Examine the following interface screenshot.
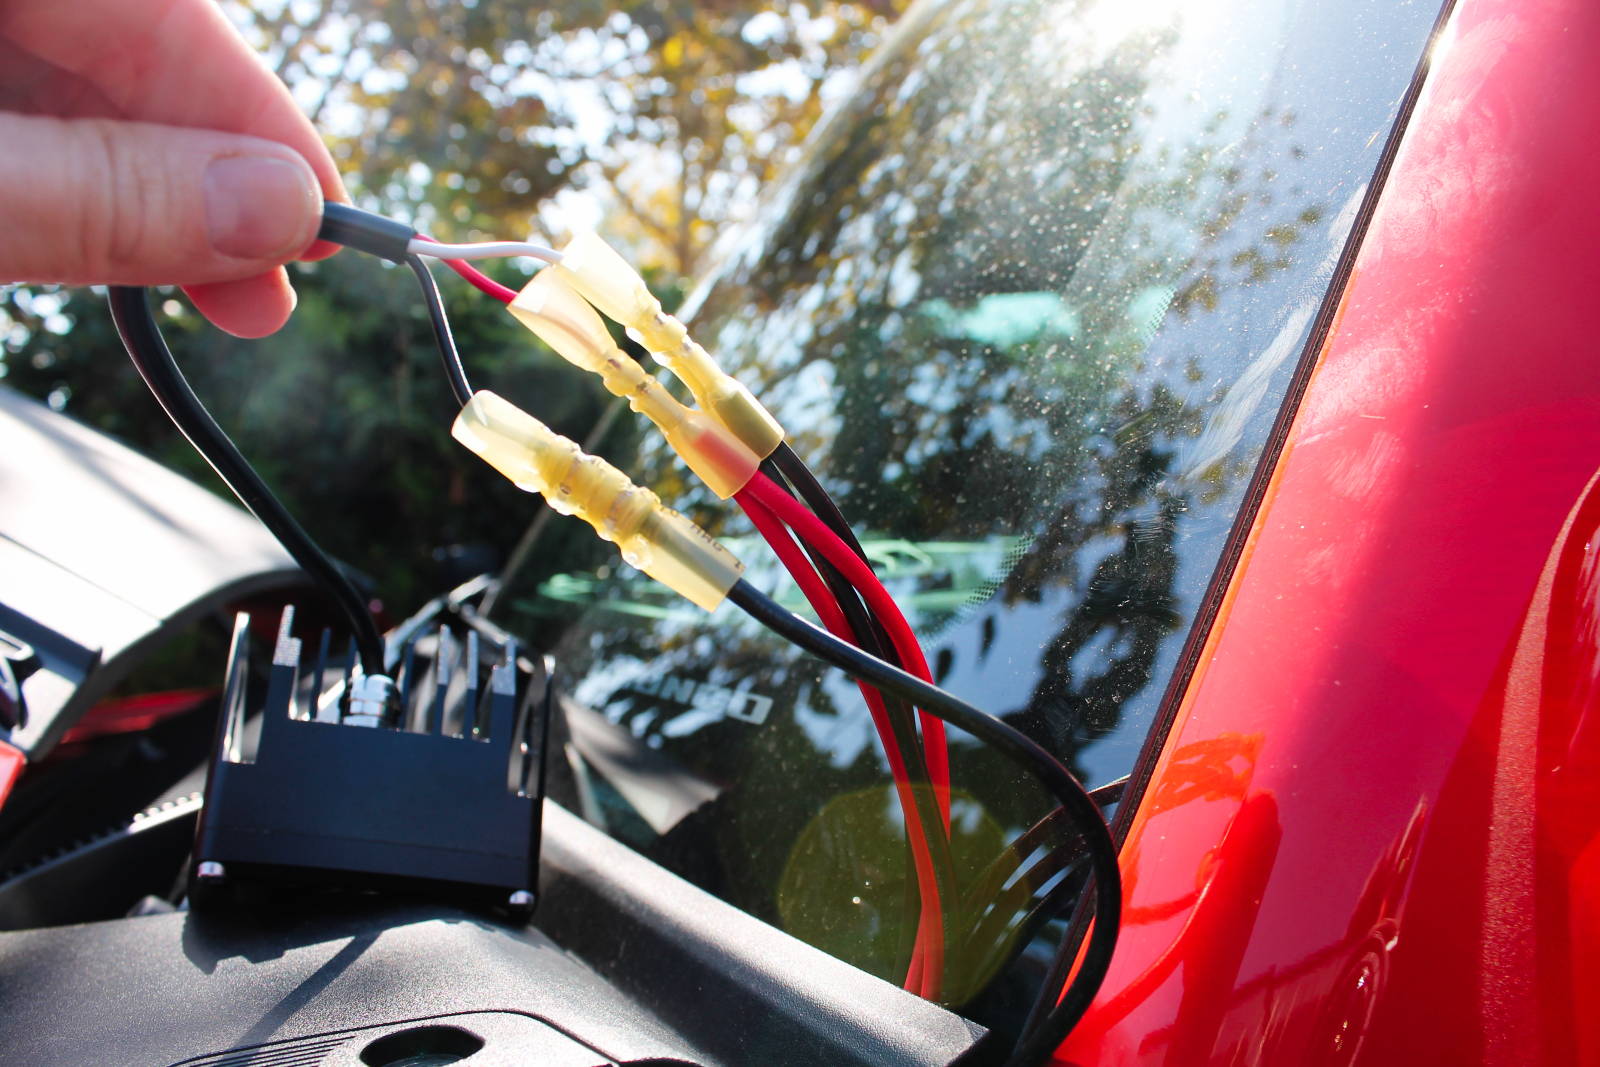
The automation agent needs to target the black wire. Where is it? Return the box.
[966,842,1087,962]
[727,579,1120,1064]
[774,440,1123,1045]
[107,287,387,676]
[757,457,956,982]
[769,442,873,560]
[968,866,1094,1016]
[962,849,1087,963]
[406,253,473,407]
[963,774,1128,922]
[950,781,1126,998]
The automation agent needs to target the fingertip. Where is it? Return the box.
[312,157,351,212]
[300,237,342,263]
[184,268,296,338]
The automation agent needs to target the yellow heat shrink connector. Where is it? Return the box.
[551,231,786,458]
[451,391,744,611]
[507,270,760,499]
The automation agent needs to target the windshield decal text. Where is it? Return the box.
[627,674,774,725]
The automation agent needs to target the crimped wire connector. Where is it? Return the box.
[508,270,760,498]
[552,232,785,458]
[345,671,397,728]
[451,391,744,611]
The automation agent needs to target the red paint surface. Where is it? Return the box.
[0,742,22,812]
[56,688,216,748]
[1057,0,1600,1062]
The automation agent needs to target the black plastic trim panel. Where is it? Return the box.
[535,801,988,1065]
[0,801,984,1066]
[0,904,701,1066]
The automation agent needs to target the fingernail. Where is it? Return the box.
[204,156,318,260]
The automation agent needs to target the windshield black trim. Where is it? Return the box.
[1110,0,1464,850]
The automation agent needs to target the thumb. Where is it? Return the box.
[0,112,324,287]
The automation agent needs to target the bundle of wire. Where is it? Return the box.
[107,202,1122,1067]
[429,237,959,998]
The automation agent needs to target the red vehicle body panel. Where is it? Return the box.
[1058,0,1600,1062]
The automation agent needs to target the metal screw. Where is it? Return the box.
[196,861,226,881]
[508,890,534,908]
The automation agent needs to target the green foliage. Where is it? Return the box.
[226,0,906,272]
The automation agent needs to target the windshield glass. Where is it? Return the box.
[508,0,1443,1007]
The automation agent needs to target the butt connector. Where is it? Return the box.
[552,232,785,458]
[508,270,760,499]
[452,391,744,611]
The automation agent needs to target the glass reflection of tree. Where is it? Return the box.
[556,0,1331,991]
[1006,390,1193,764]
[690,0,1324,785]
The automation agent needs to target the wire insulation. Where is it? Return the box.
[756,451,955,993]
[107,287,387,675]
[412,234,520,303]
[759,457,910,683]
[740,473,951,822]
[750,458,954,993]
[738,493,949,996]
[766,444,952,821]
[318,202,416,262]
[444,259,518,303]
[406,254,474,408]
[407,237,561,264]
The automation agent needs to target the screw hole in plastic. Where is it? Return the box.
[359,1024,485,1066]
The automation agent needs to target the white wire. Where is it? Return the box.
[406,238,562,264]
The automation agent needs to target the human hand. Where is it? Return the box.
[0,0,346,338]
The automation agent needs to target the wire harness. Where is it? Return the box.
[297,201,1123,1062]
[438,232,967,999]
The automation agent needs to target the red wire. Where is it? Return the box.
[442,257,518,304]
[0,740,23,815]
[738,494,946,998]
[412,234,520,304]
[739,473,953,827]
